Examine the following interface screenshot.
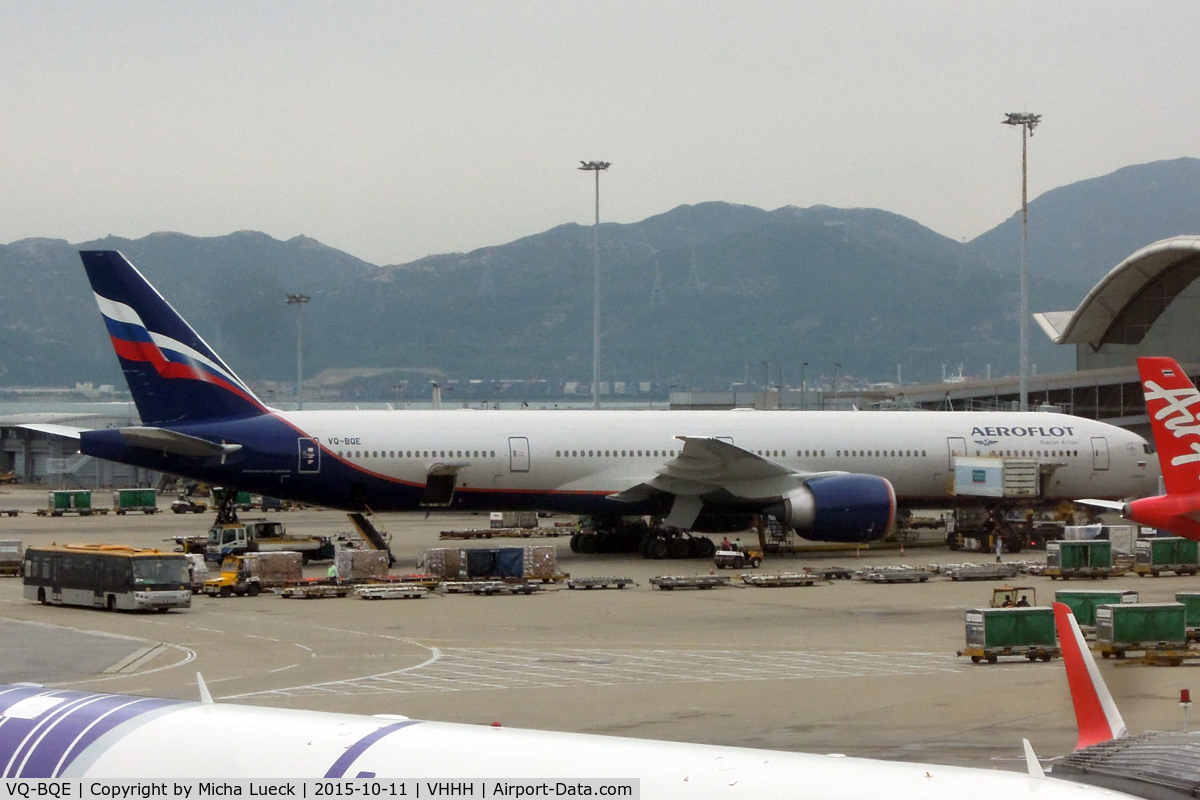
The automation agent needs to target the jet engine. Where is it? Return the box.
[765,474,896,543]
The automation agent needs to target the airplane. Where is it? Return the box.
[0,660,1131,798]
[1080,356,1200,540]
[59,250,1155,551]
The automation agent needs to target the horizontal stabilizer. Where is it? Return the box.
[1075,498,1127,511]
[118,427,243,458]
[16,423,85,440]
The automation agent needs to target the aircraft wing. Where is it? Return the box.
[608,435,845,528]
[117,427,243,458]
[1075,498,1126,511]
[16,423,86,439]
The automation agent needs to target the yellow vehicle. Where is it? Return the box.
[990,585,1037,608]
[714,547,763,569]
[202,556,263,598]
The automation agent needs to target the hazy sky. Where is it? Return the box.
[2,2,1197,265]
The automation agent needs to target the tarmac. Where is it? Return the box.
[1,485,1197,772]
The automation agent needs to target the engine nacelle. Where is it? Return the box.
[766,474,896,543]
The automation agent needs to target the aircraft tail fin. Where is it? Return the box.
[1138,356,1200,496]
[1053,602,1127,750]
[79,251,268,426]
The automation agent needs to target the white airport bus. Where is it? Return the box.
[23,543,191,611]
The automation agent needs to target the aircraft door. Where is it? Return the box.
[1092,437,1110,471]
[298,438,321,473]
[509,437,530,472]
[946,437,967,469]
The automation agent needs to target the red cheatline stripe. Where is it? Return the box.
[111,336,264,411]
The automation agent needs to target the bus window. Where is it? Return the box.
[133,558,190,587]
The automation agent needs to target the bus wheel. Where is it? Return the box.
[106,595,116,611]
[37,588,47,605]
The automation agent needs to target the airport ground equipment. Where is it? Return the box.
[566,576,635,590]
[23,543,190,611]
[649,575,729,590]
[714,547,762,569]
[741,571,825,587]
[184,554,208,592]
[113,488,158,514]
[0,470,18,484]
[279,583,350,599]
[1133,536,1200,576]
[490,511,539,529]
[346,511,396,565]
[959,607,1059,664]
[203,552,303,597]
[0,539,21,576]
[1096,602,1187,659]
[336,548,389,581]
[205,518,336,563]
[946,563,1021,581]
[355,584,429,600]
[170,496,208,514]
[1046,540,1114,579]
[418,545,561,581]
[990,586,1038,608]
[859,566,931,583]
[1176,593,1200,641]
[439,580,534,595]
[442,527,567,540]
[0,509,17,517]
[1054,590,1139,630]
[819,566,854,580]
[37,490,103,517]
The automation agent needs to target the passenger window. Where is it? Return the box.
[337,451,343,457]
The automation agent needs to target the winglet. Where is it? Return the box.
[1022,739,1044,779]
[197,672,214,704]
[1053,602,1127,750]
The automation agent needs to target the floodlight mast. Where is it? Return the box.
[1002,112,1041,412]
[285,293,311,410]
[579,160,611,410]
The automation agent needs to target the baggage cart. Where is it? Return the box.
[649,575,730,590]
[1176,592,1200,641]
[1045,540,1113,579]
[860,567,930,583]
[1134,537,1200,577]
[1054,589,1139,630]
[1096,602,1187,659]
[566,577,635,590]
[0,539,21,576]
[113,488,159,515]
[741,572,825,587]
[945,563,1020,581]
[355,585,429,600]
[958,607,1059,664]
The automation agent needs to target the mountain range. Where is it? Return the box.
[2,157,1199,393]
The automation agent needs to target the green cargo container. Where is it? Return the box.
[1054,590,1139,627]
[1136,537,1200,574]
[212,488,252,507]
[1096,602,1186,650]
[965,607,1056,649]
[1175,592,1200,628]
[1047,540,1112,570]
[114,489,158,513]
[48,490,91,511]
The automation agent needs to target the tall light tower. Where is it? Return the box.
[286,293,311,410]
[579,160,611,410]
[1002,112,1042,412]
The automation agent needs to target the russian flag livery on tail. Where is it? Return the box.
[81,251,267,425]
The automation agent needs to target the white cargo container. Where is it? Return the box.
[953,457,1039,498]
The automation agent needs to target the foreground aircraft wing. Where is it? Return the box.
[1074,498,1127,511]
[16,423,86,439]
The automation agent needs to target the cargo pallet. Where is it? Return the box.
[1098,644,1191,664]
[649,575,730,590]
[278,585,350,599]
[945,564,1020,581]
[566,577,635,590]
[861,568,930,583]
[355,585,429,600]
[35,508,108,517]
[741,572,825,588]
[1134,565,1200,577]
[958,645,1059,664]
[440,580,542,595]
[819,567,854,580]
[439,529,564,540]
[0,510,18,517]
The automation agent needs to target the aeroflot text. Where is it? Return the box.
[970,426,1075,438]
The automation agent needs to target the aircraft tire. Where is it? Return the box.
[668,538,690,559]
[579,535,598,555]
[650,538,670,559]
[569,534,581,553]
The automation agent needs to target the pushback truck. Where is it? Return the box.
[1134,537,1200,577]
[205,519,335,563]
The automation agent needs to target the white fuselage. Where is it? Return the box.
[282,408,1155,506]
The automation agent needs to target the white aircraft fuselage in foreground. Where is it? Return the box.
[72,251,1155,544]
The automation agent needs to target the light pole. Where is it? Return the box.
[1003,112,1042,412]
[801,362,808,410]
[832,363,842,407]
[285,294,311,410]
[579,160,611,410]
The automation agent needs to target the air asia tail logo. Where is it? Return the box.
[1144,379,1200,467]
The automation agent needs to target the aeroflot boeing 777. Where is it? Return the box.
[69,251,1154,545]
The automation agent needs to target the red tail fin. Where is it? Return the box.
[1139,356,1200,496]
[1053,602,1127,750]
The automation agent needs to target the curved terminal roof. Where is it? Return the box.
[1034,235,1200,347]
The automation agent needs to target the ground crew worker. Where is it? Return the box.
[327,562,339,583]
